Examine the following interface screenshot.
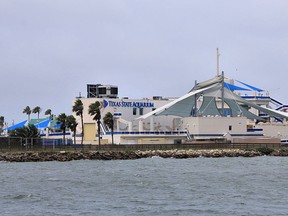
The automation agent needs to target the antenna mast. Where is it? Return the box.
[216,48,220,76]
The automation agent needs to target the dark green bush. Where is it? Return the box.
[256,147,274,155]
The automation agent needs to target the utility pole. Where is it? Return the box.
[216,48,220,76]
[221,71,225,116]
[194,80,197,116]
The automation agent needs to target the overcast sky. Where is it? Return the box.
[1,0,288,124]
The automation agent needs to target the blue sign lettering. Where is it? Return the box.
[103,99,154,108]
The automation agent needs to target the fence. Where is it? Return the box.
[82,142,281,151]
[0,137,73,151]
[0,136,282,152]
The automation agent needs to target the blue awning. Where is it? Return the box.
[236,80,264,92]
[224,82,250,91]
[3,120,27,131]
[34,119,50,129]
[52,123,62,129]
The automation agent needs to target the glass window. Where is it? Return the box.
[111,87,118,94]
[133,107,137,115]
[139,108,144,115]
[98,87,106,94]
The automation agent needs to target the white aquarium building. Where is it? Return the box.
[73,76,288,145]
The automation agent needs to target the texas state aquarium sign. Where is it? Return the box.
[104,99,154,108]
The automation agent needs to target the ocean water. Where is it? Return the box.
[1,156,288,216]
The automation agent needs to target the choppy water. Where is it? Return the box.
[1,156,288,216]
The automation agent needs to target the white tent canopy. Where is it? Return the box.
[138,75,288,121]
[138,84,218,119]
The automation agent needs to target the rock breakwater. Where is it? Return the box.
[1,148,287,162]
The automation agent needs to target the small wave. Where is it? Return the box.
[4,194,32,200]
[0,161,8,163]
[151,156,162,159]
[46,178,60,182]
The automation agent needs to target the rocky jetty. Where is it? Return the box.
[1,148,287,162]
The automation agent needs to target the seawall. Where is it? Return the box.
[1,149,288,162]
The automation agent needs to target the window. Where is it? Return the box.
[139,108,144,115]
[229,125,232,131]
[98,87,106,94]
[133,107,137,115]
[111,87,118,94]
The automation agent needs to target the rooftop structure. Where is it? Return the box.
[87,84,118,98]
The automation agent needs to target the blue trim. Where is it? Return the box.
[104,131,263,137]
[194,133,263,137]
[241,96,270,100]
[113,113,122,116]
[194,134,224,137]
[49,132,71,136]
[271,98,283,106]
[275,118,283,123]
[276,105,288,110]
[40,132,71,137]
[105,131,188,135]
[247,128,263,132]
[236,80,264,92]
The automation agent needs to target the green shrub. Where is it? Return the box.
[256,147,274,155]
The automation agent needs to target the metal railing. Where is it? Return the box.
[0,136,281,152]
[0,137,72,151]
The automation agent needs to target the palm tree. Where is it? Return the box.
[66,115,78,144]
[72,99,84,144]
[44,109,52,119]
[88,101,101,146]
[32,106,41,124]
[23,106,31,122]
[0,116,4,134]
[57,113,67,145]
[8,124,40,148]
[103,112,114,144]
[9,124,40,138]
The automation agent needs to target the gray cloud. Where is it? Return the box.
[1,0,288,123]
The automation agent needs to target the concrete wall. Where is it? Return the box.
[180,116,247,135]
[257,124,288,140]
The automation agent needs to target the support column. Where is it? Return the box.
[116,119,120,131]
[128,122,132,132]
[150,117,154,131]
[139,119,143,132]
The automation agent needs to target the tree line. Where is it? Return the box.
[5,99,115,145]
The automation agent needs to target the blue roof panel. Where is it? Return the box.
[34,119,50,129]
[236,80,264,92]
[3,120,27,131]
[224,82,250,91]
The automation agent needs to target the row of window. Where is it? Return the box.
[132,108,156,116]
[133,107,143,115]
